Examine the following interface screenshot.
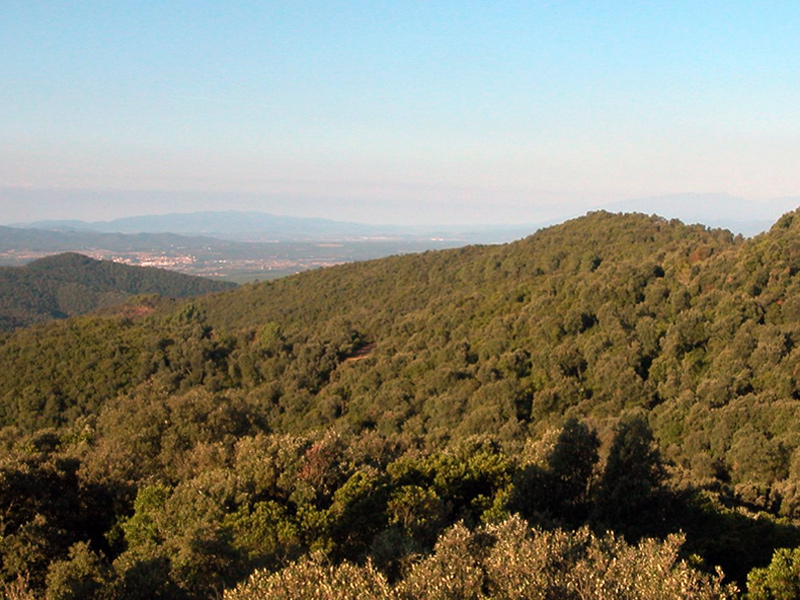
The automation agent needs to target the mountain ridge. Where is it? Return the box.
[7,187,799,237]
[11,210,536,243]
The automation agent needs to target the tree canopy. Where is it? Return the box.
[4,210,800,597]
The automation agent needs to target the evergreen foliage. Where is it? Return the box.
[0,253,235,331]
[747,547,800,599]
[5,210,800,596]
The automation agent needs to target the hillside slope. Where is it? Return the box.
[0,252,236,330]
[5,210,800,597]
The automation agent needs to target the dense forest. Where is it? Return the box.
[0,253,236,331]
[6,210,800,598]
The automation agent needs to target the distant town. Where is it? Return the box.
[0,212,522,282]
[0,248,347,282]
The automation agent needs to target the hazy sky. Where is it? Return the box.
[2,1,800,225]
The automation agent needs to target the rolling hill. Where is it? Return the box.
[4,210,800,597]
[0,252,236,330]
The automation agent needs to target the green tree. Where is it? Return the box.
[44,542,111,600]
[747,546,800,600]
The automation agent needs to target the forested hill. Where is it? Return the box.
[0,252,236,330]
[7,210,800,598]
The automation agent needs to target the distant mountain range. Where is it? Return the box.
[0,224,234,254]
[0,252,236,331]
[10,194,800,241]
[15,211,398,241]
[4,195,799,282]
[11,211,535,244]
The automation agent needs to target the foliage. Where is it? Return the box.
[4,210,800,596]
[0,252,235,331]
[746,547,800,599]
[225,516,738,599]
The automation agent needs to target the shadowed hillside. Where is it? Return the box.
[0,252,236,330]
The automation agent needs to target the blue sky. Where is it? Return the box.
[2,1,800,225]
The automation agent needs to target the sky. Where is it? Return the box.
[2,1,800,225]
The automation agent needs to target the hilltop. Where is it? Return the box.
[0,252,236,330]
[4,210,800,597]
